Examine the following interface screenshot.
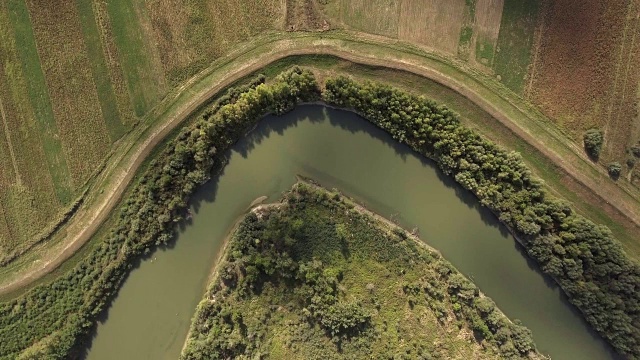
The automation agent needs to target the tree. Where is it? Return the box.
[608,162,622,180]
[583,129,603,160]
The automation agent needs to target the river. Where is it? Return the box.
[85,105,618,359]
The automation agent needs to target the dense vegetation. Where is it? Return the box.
[0,68,320,359]
[182,183,542,360]
[322,76,640,358]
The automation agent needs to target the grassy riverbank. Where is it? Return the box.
[182,181,544,360]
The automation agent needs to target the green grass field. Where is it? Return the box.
[492,0,539,93]
[105,0,166,116]
[75,0,128,142]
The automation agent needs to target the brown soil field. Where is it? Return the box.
[26,0,110,186]
[398,0,466,55]
[530,0,640,166]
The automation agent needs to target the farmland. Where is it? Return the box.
[144,0,285,85]
[0,0,542,268]
[0,0,286,263]
[529,0,640,175]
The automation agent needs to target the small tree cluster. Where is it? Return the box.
[583,129,604,160]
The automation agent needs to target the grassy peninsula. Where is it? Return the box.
[182,182,543,360]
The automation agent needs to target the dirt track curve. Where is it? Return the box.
[1,36,639,296]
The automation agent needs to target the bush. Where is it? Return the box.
[0,68,321,359]
[626,157,635,168]
[608,162,622,180]
[319,302,371,337]
[583,129,604,159]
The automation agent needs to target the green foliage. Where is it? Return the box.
[322,76,640,358]
[0,68,320,359]
[608,162,622,180]
[182,184,540,359]
[583,128,604,160]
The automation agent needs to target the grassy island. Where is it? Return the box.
[181,181,543,360]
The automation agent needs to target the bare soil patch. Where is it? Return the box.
[474,0,504,41]
[285,0,331,31]
[398,0,466,55]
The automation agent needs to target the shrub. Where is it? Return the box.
[608,162,622,180]
[626,157,635,168]
[583,129,604,159]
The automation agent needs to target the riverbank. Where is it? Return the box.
[181,181,546,359]
[3,31,639,297]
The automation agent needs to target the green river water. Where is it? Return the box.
[84,105,618,359]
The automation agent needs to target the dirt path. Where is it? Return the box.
[1,34,639,296]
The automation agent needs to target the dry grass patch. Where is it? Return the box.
[398,0,466,55]
[145,0,285,85]
[26,0,110,186]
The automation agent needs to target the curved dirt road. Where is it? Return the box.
[1,34,639,296]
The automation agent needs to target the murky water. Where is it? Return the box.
[85,105,617,360]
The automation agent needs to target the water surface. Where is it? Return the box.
[86,105,617,359]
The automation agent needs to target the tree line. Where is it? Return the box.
[322,76,640,358]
